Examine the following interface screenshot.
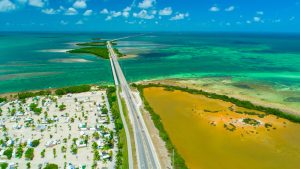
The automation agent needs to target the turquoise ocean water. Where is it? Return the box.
[0,32,300,94]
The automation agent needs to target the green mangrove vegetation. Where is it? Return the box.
[0,85,98,103]
[0,97,7,103]
[68,40,122,59]
[76,42,107,46]
[235,110,266,118]
[114,48,126,57]
[224,123,237,131]
[18,90,51,100]
[243,118,260,126]
[55,85,91,95]
[68,47,110,59]
[76,41,117,46]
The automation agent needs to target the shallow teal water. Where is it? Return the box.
[0,32,300,93]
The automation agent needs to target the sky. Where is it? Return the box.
[0,0,300,32]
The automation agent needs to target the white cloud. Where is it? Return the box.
[105,16,112,21]
[123,11,130,17]
[159,7,172,16]
[122,6,131,18]
[253,16,261,22]
[225,6,235,12]
[0,0,16,12]
[151,10,157,15]
[60,20,68,25]
[76,20,84,25]
[209,6,219,12]
[104,9,126,20]
[65,7,78,15]
[273,19,281,23]
[83,9,92,16]
[59,6,64,10]
[133,9,155,19]
[29,0,46,8]
[289,16,295,21]
[42,8,59,15]
[100,8,109,14]
[123,6,131,12]
[111,11,121,17]
[17,0,28,4]
[73,0,87,9]
[170,12,189,21]
[138,0,156,9]
[256,11,264,15]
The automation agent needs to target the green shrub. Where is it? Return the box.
[243,118,260,126]
[59,104,66,111]
[44,164,58,169]
[41,149,45,158]
[25,148,34,160]
[29,103,42,115]
[0,163,8,169]
[0,97,7,103]
[3,148,13,159]
[16,146,24,158]
[31,139,40,147]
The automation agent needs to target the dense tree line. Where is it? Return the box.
[18,90,51,100]
[55,85,91,95]
[106,87,128,169]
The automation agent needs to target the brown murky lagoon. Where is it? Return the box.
[143,87,300,169]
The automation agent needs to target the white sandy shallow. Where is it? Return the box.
[39,49,71,53]
[48,58,93,63]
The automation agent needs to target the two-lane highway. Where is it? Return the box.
[108,41,161,169]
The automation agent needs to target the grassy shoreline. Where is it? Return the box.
[0,84,107,102]
[0,83,112,101]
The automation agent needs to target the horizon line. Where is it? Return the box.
[1,30,300,35]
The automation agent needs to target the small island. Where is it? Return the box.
[67,40,124,59]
